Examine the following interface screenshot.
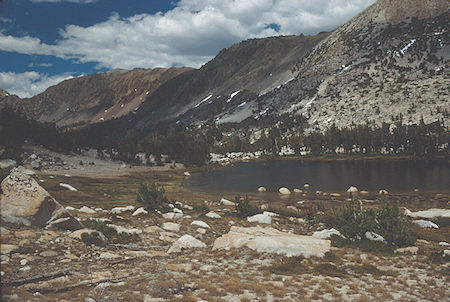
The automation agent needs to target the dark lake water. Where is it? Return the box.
[184,160,450,193]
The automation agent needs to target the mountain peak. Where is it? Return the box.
[362,0,449,25]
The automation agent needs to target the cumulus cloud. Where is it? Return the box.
[1,0,376,70]
[0,72,74,98]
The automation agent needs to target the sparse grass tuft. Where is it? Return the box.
[235,195,261,218]
[349,264,396,276]
[81,231,106,247]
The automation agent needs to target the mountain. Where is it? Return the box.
[2,67,191,127]
[127,0,448,134]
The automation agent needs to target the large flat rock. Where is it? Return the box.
[0,169,83,230]
[213,226,330,258]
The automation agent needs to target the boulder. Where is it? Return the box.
[312,228,341,239]
[257,186,267,192]
[293,189,303,193]
[412,220,439,229]
[379,189,389,195]
[167,234,207,253]
[247,213,272,224]
[213,226,330,258]
[0,169,83,231]
[279,187,291,195]
[406,208,450,219]
[183,172,191,177]
[220,198,235,206]
[303,184,310,188]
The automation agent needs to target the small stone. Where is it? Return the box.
[144,226,163,233]
[166,263,192,272]
[293,189,303,193]
[78,206,96,214]
[257,186,267,192]
[197,228,206,234]
[20,259,28,265]
[1,244,19,255]
[347,186,358,193]
[15,230,37,239]
[40,250,58,257]
[330,193,341,197]
[159,232,180,243]
[167,235,206,253]
[395,247,419,254]
[247,213,272,224]
[162,222,181,233]
[132,207,149,216]
[279,187,291,195]
[162,212,183,220]
[220,198,235,206]
[191,220,210,229]
[99,252,120,260]
[205,211,221,219]
[20,266,31,272]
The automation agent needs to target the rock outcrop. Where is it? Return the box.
[0,169,83,230]
[213,226,330,257]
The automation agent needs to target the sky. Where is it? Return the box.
[0,0,376,98]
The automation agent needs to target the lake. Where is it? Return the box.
[184,159,450,194]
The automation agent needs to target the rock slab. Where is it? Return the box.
[213,226,330,258]
[0,169,83,231]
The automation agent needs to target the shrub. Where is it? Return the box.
[136,181,168,211]
[235,195,261,218]
[192,203,209,213]
[333,198,415,247]
[81,231,106,247]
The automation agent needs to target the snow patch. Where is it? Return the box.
[226,90,241,103]
[194,94,213,108]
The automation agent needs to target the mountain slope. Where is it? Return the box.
[3,67,192,127]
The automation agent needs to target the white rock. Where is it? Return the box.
[263,211,278,217]
[304,184,310,188]
[183,172,191,177]
[173,208,183,214]
[65,206,76,211]
[197,228,206,234]
[78,206,96,214]
[220,198,235,206]
[379,189,389,195]
[213,226,330,258]
[59,183,78,191]
[99,252,120,260]
[162,222,181,232]
[167,235,207,253]
[106,224,142,235]
[205,211,221,219]
[312,228,341,239]
[444,250,450,257]
[247,213,272,224]
[191,220,210,229]
[279,187,291,195]
[110,205,135,215]
[412,220,439,229]
[439,242,449,246]
[365,231,385,242]
[406,208,450,219]
[132,207,148,216]
[162,212,183,219]
[0,170,83,231]
[257,186,267,192]
[293,188,303,193]
[183,204,193,210]
[395,247,419,254]
[20,259,28,266]
[347,186,358,193]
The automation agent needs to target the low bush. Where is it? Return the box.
[333,198,415,247]
[235,195,261,218]
[136,181,169,211]
[81,232,106,247]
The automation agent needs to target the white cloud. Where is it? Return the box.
[1,0,376,70]
[0,72,74,98]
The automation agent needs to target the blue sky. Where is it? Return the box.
[0,0,375,97]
